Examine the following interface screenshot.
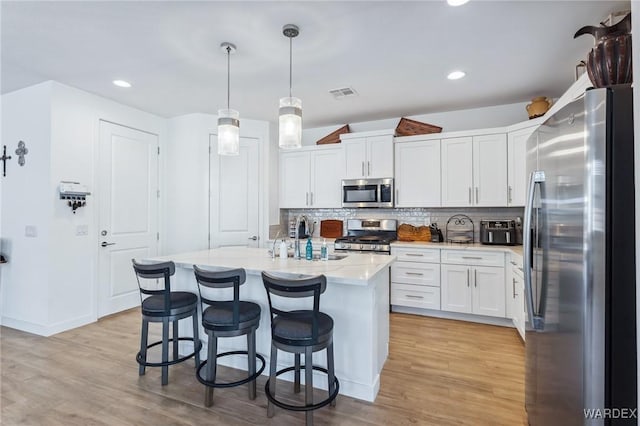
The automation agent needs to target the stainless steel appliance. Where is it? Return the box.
[524,86,636,425]
[479,219,516,245]
[334,219,397,254]
[341,178,393,208]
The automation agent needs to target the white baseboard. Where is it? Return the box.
[391,305,515,328]
[1,314,95,337]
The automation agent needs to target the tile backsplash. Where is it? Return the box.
[278,207,524,243]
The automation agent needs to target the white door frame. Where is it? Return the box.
[94,119,160,318]
[206,120,270,248]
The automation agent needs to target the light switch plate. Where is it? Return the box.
[25,225,38,237]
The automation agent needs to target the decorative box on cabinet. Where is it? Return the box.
[390,247,441,310]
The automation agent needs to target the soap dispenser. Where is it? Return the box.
[320,239,328,261]
[305,238,313,260]
[279,239,288,259]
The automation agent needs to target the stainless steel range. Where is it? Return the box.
[334,219,397,254]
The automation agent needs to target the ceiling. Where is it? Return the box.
[1,1,630,128]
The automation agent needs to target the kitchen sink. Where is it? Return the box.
[268,250,347,261]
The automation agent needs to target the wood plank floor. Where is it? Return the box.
[1,310,526,425]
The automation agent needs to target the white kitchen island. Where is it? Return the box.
[149,247,394,402]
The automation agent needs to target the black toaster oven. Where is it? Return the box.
[480,219,517,245]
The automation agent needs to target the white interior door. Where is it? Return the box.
[209,135,260,248]
[98,121,158,318]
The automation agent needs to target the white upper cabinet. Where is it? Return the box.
[279,151,311,208]
[279,147,343,208]
[441,137,473,206]
[441,134,507,207]
[473,134,507,206]
[507,126,536,206]
[394,139,441,207]
[342,131,394,179]
[310,148,343,208]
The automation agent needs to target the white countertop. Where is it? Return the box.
[152,247,395,286]
[391,241,523,257]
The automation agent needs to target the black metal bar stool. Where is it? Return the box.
[193,266,265,407]
[131,259,202,386]
[261,272,339,426]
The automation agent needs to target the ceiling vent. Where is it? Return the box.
[329,87,358,99]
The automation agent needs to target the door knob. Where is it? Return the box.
[248,236,259,241]
[101,241,116,247]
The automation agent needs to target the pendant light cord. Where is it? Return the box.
[289,36,292,98]
[226,46,231,109]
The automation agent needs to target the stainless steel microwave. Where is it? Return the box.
[341,178,394,208]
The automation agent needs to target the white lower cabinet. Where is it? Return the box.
[440,250,506,318]
[390,247,441,310]
[508,253,525,340]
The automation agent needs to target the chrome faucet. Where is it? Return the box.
[271,230,281,260]
[294,215,307,260]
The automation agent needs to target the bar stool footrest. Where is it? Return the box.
[196,351,266,388]
[136,337,203,367]
[264,365,339,412]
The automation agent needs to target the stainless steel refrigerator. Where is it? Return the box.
[524,85,637,425]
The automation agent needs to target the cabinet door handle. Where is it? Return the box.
[510,261,517,266]
[405,272,424,276]
[468,187,472,204]
[405,294,424,299]
[474,269,477,287]
[462,256,482,260]
[361,161,365,176]
[475,187,479,204]
[467,269,470,287]
[306,192,309,206]
[512,278,516,298]
[405,253,424,257]
[310,192,314,206]
[508,186,513,203]
[396,189,399,204]
[368,161,371,176]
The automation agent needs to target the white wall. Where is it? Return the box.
[1,81,167,335]
[302,101,529,146]
[164,114,273,255]
[0,82,53,327]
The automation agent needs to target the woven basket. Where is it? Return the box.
[397,224,432,241]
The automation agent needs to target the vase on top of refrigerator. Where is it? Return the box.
[524,85,636,425]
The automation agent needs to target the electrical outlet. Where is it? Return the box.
[76,225,88,236]
[25,225,38,237]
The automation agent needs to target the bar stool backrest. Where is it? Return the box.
[131,259,175,314]
[193,266,246,329]
[261,272,327,343]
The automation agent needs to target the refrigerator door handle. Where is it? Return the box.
[523,170,545,331]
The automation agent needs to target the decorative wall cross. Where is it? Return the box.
[15,140,28,166]
[1,146,11,177]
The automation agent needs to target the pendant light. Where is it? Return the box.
[279,24,302,150]
[218,42,240,156]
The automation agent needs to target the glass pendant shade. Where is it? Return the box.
[278,97,302,149]
[217,109,240,156]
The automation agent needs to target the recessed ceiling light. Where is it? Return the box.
[447,0,470,6]
[447,70,466,80]
[113,80,132,88]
